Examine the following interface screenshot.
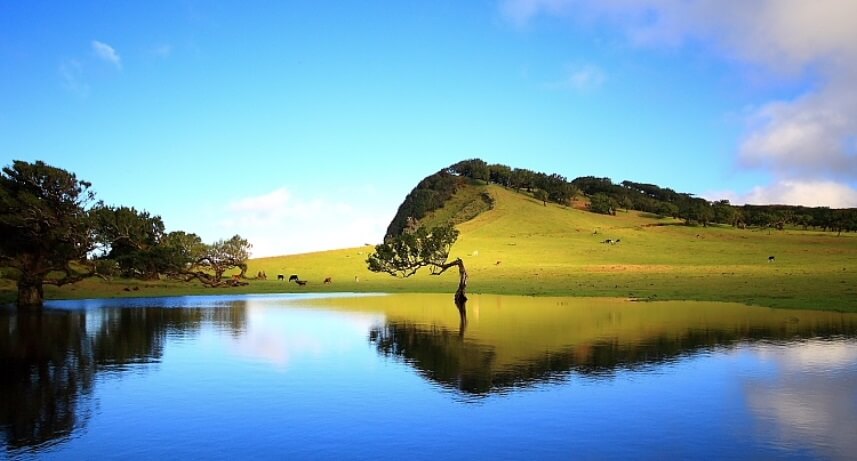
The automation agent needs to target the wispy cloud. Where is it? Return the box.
[501,0,857,206]
[92,40,121,69]
[218,187,388,257]
[706,180,857,208]
[59,59,89,96]
[546,63,606,92]
[152,43,173,58]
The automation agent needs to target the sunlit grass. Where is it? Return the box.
[4,185,856,311]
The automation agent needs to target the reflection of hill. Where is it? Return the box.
[0,304,247,452]
[312,294,857,396]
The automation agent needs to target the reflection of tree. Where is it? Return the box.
[0,303,247,452]
[0,311,93,450]
[369,312,857,396]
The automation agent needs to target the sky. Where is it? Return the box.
[2,1,856,257]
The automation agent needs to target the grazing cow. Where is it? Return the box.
[288,274,299,282]
[324,277,332,284]
[768,256,776,262]
[614,239,621,244]
[277,274,285,281]
[602,239,613,244]
[296,280,308,286]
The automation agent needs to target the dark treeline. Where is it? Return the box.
[1,160,255,308]
[389,158,857,235]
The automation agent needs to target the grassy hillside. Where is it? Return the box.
[5,184,857,311]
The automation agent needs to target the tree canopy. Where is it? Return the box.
[367,224,468,304]
[0,160,97,307]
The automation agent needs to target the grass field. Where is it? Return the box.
[3,184,857,311]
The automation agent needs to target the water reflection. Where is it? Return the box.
[0,301,247,451]
[361,295,857,395]
[743,341,857,460]
[3,294,857,459]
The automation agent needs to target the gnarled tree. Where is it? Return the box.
[367,224,468,304]
[183,234,252,287]
[0,160,97,308]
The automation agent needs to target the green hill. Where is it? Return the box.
[236,184,857,311]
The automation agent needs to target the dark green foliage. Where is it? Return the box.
[385,170,465,237]
[91,205,166,278]
[368,224,459,277]
[589,193,618,215]
[449,159,489,183]
[0,160,96,307]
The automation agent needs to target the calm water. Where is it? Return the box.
[2,293,857,460]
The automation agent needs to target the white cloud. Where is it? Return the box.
[59,59,89,96]
[501,0,857,205]
[547,63,606,92]
[706,180,857,208]
[92,40,121,69]
[218,187,389,257]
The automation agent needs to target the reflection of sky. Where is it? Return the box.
[227,299,385,369]
[742,340,857,461]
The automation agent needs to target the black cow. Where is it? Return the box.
[768,256,775,262]
[277,274,285,281]
[295,280,308,286]
[288,274,299,282]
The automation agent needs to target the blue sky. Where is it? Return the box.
[2,1,856,256]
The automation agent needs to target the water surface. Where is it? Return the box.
[2,293,856,460]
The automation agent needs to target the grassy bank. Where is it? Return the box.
[3,185,856,311]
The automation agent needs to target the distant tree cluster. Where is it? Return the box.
[1,160,254,308]
[449,159,579,206]
[446,159,857,232]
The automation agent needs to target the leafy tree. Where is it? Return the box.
[533,189,548,206]
[187,234,252,285]
[91,204,166,279]
[450,158,489,183]
[589,193,617,215]
[510,168,536,192]
[0,160,97,308]
[712,200,737,225]
[367,224,468,304]
[488,163,513,187]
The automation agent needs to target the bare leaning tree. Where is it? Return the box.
[366,224,468,305]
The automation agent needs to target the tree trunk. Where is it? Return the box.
[433,257,468,305]
[17,278,44,309]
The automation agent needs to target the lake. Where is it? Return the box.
[2,293,857,460]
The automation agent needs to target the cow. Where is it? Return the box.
[324,277,332,284]
[768,256,776,262]
[288,274,299,282]
[277,274,285,281]
[295,280,308,286]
